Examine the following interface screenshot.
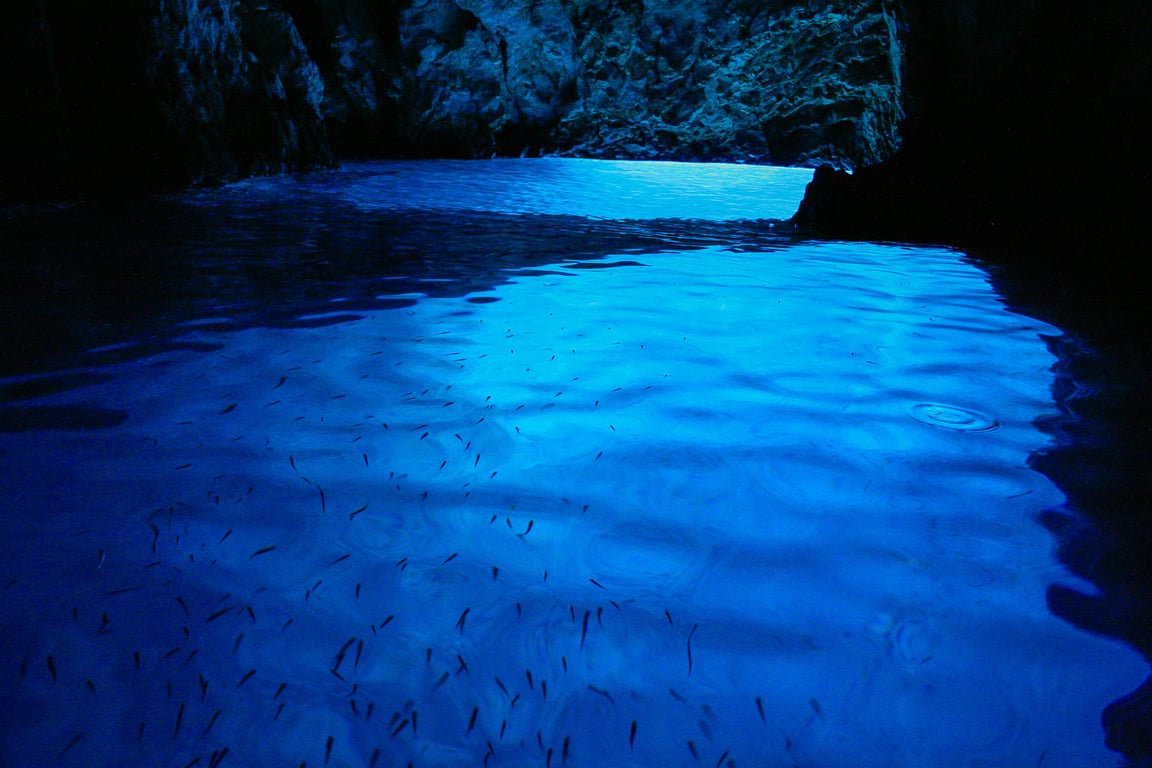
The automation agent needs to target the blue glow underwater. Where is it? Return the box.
[0,159,1143,767]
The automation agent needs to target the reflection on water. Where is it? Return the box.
[0,160,1144,767]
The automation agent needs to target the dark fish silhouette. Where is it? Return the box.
[630,721,637,751]
[466,706,479,735]
[687,624,698,675]
[201,709,221,739]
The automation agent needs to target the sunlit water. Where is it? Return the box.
[0,160,1143,768]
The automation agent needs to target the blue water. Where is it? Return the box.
[0,159,1143,767]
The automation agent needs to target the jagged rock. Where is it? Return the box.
[386,0,904,166]
[1,0,904,201]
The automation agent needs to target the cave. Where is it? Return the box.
[1,1,1149,766]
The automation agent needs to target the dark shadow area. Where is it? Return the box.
[0,192,794,381]
[0,403,129,433]
[970,247,1152,762]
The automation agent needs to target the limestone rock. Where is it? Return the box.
[386,0,905,166]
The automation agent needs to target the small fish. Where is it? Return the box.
[248,546,276,559]
[580,611,590,650]
[274,682,287,700]
[455,607,470,634]
[526,669,534,690]
[325,735,334,764]
[329,554,350,566]
[687,624,698,676]
[588,685,614,704]
[220,403,237,414]
[629,721,637,751]
[318,486,326,513]
[466,706,479,736]
[562,736,570,764]
[46,655,57,683]
[206,607,232,622]
[520,520,534,536]
[756,696,765,723]
[59,732,85,757]
[716,749,730,768]
[665,610,674,626]
[236,669,256,687]
[173,701,185,738]
[494,676,508,696]
[272,376,287,390]
[201,709,221,739]
[687,740,699,760]
[390,719,408,738]
[444,552,459,564]
[589,578,606,589]
[348,504,369,520]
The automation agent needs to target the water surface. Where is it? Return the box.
[0,159,1142,767]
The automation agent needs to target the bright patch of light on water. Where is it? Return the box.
[236,158,814,221]
[0,160,1143,768]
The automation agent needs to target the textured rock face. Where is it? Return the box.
[1,0,903,202]
[385,0,904,166]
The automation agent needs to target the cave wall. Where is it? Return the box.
[381,0,904,165]
[795,0,1152,252]
[1,0,336,201]
[1,0,904,203]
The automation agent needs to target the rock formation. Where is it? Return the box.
[1,0,904,203]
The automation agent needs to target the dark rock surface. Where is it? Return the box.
[794,1,1151,254]
[1,0,903,203]
[385,0,904,165]
[2,0,335,202]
